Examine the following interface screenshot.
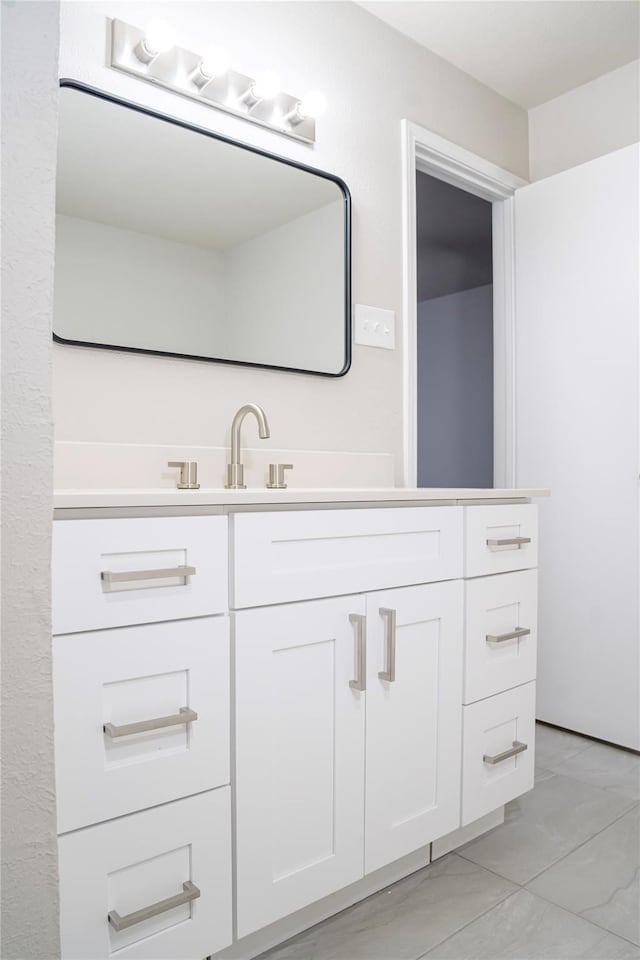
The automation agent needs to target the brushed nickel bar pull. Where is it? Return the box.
[101,565,196,584]
[486,627,531,644]
[486,537,531,550]
[483,740,528,765]
[378,607,397,682]
[108,880,200,932]
[349,614,366,692]
[103,706,197,739]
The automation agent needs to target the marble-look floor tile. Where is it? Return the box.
[535,723,593,768]
[421,888,640,959]
[546,743,640,802]
[258,854,517,960]
[528,806,640,945]
[457,774,634,885]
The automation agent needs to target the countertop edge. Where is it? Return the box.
[52,487,549,518]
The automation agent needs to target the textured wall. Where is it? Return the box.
[529,60,640,181]
[54,1,528,483]
[1,2,61,957]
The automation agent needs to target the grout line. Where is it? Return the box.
[413,886,522,960]
[455,795,638,891]
[455,798,637,896]
[521,883,640,950]
[522,796,639,886]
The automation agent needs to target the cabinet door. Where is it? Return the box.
[235,596,366,938]
[365,581,463,873]
[516,144,639,749]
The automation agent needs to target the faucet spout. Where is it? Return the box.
[226,403,271,489]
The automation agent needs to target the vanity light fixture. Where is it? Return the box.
[109,18,323,145]
[134,19,176,64]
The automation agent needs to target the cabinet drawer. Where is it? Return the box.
[52,516,228,634]
[53,617,229,833]
[464,570,537,704]
[230,506,463,608]
[58,789,232,960]
[462,682,535,825]
[465,505,538,578]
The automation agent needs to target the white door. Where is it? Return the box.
[365,581,463,873]
[234,596,366,938]
[515,144,640,749]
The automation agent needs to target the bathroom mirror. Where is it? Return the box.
[53,82,351,376]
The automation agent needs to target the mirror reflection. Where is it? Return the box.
[54,84,351,376]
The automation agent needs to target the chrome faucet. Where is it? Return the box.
[225,403,271,489]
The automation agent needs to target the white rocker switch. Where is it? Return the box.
[354,304,396,349]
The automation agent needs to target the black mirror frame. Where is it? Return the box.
[54,79,352,378]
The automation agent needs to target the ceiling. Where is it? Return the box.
[357,1,640,108]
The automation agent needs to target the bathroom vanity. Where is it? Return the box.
[51,487,545,960]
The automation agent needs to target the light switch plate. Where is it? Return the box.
[354,304,396,349]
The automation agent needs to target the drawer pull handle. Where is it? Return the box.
[486,627,531,644]
[486,537,531,550]
[101,565,196,585]
[349,614,367,692]
[378,608,397,683]
[108,880,200,932]
[103,706,198,739]
[483,740,528,765]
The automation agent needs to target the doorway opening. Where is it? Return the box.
[416,173,493,488]
[401,121,526,489]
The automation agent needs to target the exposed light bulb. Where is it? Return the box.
[199,45,232,81]
[251,70,280,101]
[284,91,327,127]
[297,92,327,120]
[136,19,176,63]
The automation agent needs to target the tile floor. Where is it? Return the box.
[260,723,640,960]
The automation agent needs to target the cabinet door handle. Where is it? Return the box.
[101,565,196,585]
[483,740,528,765]
[103,706,198,739]
[486,537,531,550]
[378,607,397,682]
[108,880,200,932]
[486,627,531,644]
[349,614,366,691]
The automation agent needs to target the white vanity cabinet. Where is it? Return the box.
[51,496,541,959]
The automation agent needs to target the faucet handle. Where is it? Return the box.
[168,461,200,490]
[266,463,293,489]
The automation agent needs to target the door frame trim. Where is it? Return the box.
[401,120,527,487]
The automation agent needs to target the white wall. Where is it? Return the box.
[225,201,345,373]
[529,59,640,181]
[1,3,61,958]
[55,215,229,354]
[54,1,528,478]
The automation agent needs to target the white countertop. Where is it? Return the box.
[53,486,549,511]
